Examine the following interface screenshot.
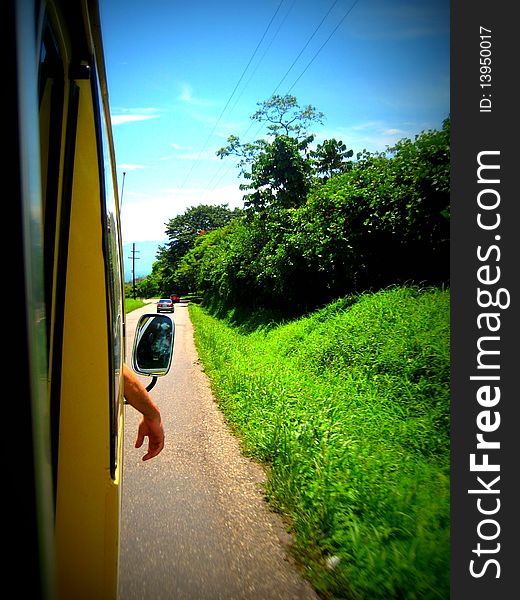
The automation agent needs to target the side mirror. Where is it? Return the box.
[131,314,174,382]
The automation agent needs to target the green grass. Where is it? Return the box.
[125,297,147,313]
[189,286,450,599]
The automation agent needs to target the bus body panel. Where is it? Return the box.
[54,77,123,599]
[11,0,126,597]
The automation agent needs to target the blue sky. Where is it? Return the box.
[99,0,449,275]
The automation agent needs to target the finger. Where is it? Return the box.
[142,438,164,461]
[142,446,157,461]
[135,431,144,449]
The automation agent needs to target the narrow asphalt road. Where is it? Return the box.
[118,301,318,600]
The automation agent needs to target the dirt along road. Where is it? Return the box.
[118,301,318,600]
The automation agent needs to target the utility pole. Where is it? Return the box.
[128,243,140,299]
[120,171,126,208]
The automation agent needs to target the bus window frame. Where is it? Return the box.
[89,60,124,479]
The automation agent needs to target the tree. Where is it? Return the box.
[311,138,354,180]
[242,135,314,210]
[250,94,324,138]
[217,94,324,212]
[155,203,242,294]
[185,120,451,311]
[163,204,241,262]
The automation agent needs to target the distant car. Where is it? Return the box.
[170,293,180,303]
[157,299,174,313]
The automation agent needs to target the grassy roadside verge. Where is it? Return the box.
[189,286,450,599]
[125,298,148,313]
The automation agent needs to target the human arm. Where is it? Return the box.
[123,364,165,461]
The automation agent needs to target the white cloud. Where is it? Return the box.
[120,185,244,244]
[111,114,156,125]
[383,128,404,136]
[118,163,146,171]
[178,83,212,107]
[111,108,161,126]
[121,199,170,242]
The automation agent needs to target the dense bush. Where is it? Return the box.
[151,204,242,296]
[175,119,450,312]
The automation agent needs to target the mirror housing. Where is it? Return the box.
[131,314,174,377]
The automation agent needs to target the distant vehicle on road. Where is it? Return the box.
[157,299,175,313]
[170,293,180,303]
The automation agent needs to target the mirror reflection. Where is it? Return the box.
[131,314,174,376]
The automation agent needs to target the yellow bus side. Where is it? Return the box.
[54,76,123,599]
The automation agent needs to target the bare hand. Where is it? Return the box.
[135,415,165,461]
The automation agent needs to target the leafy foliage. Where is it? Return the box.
[143,94,449,313]
[176,117,450,312]
[217,94,324,211]
[250,93,324,138]
[154,203,242,295]
[311,138,354,180]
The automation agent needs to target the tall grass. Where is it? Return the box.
[190,286,450,599]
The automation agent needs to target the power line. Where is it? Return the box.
[271,0,340,97]
[200,0,362,201]
[287,0,361,93]
[221,0,358,152]
[203,0,298,195]
[179,0,286,191]
[227,0,298,116]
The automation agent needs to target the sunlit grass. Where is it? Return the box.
[124,297,147,313]
[190,286,450,599]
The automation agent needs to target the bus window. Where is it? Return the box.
[38,17,64,350]
[93,67,125,477]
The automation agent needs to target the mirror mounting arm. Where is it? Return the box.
[145,376,158,392]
